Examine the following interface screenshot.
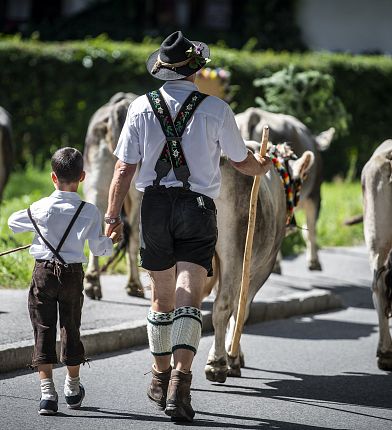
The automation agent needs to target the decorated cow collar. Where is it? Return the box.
[268,143,303,226]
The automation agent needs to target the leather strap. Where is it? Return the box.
[27,201,86,265]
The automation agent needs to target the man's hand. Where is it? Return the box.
[230,150,273,176]
[254,153,273,176]
[106,222,124,244]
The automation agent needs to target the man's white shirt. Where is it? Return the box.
[114,80,248,199]
[8,190,113,263]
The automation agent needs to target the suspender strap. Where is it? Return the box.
[27,201,86,265]
[146,89,208,188]
[55,201,86,253]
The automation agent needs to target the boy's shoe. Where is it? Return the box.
[65,384,85,409]
[39,393,58,415]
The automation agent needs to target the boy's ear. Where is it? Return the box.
[51,171,58,183]
[79,171,86,182]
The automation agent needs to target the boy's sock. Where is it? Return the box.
[40,378,57,401]
[64,374,81,397]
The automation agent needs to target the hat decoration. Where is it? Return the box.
[151,43,210,75]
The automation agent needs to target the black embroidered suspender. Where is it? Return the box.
[27,201,86,266]
[146,89,208,189]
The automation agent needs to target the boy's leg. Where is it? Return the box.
[28,263,59,368]
[58,267,85,367]
[28,262,59,415]
[58,266,85,409]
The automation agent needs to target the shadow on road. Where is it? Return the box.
[193,368,392,419]
[244,315,378,340]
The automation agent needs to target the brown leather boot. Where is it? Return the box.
[147,365,171,409]
[165,369,195,422]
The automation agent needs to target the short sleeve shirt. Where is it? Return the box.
[113,80,248,199]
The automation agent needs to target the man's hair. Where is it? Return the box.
[51,147,84,183]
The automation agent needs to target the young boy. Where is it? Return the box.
[8,147,120,415]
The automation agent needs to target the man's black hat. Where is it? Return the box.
[146,31,210,81]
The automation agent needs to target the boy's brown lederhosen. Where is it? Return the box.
[140,90,218,276]
[27,202,86,367]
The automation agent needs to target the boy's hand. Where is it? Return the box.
[107,222,123,244]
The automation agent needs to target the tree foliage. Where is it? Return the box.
[254,65,350,137]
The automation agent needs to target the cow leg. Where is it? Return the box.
[226,315,246,377]
[123,191,144,297]
[85,255,102,300]
[272,250,282,275]
[369,248,392,370]
[83,140,115,299]
[205,287,233,383]
[302,197,322,271]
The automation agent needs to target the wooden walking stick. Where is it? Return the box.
[229,125,269,359]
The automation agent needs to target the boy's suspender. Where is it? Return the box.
[146,89,208,189]
[27,201,86,266]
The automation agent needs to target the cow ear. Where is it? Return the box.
[292,150,315,180]
[315,127,335,151]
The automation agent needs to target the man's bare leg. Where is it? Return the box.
[148,266,176,371]
[174,261,207,372]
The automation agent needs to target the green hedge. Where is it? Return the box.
[1,35,392,178]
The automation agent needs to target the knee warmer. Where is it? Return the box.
[171,306,202,355]
[147,309,174,356]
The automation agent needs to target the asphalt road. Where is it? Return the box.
[1,305,391,429]
[1,246,391,429]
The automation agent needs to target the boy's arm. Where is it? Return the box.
[8,209,35,233]
[87,208,114,257]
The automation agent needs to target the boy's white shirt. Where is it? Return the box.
[8,190,113,263]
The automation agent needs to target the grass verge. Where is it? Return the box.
[0,166,364,288]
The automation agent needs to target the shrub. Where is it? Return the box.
[1,36,392,178]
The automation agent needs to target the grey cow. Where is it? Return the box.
[235,107,335,272]
[82,92,143,300]
[0,107,13,202]
[361,139,392,371]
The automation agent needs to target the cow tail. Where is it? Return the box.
[385,252,392,318]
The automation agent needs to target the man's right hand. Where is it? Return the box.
[106,222,124,243]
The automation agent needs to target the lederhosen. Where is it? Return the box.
[140,89,217,275]
[27,202,87,367]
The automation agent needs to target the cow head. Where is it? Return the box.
[289,150,315,182]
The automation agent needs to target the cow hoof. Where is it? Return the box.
[272,261,282,275]
[84,285,102,300]
[240,351,245,368]
[84,272,102,300]
[308,260,322,271]
[377,351,392,371]
[227,355,242,377]
[125,282,145,298]
[205,358,228,383]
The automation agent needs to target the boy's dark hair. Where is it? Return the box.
[51,147,84,183]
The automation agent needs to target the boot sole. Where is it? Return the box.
[39,409,57,415]
[147,392,165,410]
[165,404,194,422]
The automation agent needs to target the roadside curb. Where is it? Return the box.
[0,288,341,374]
